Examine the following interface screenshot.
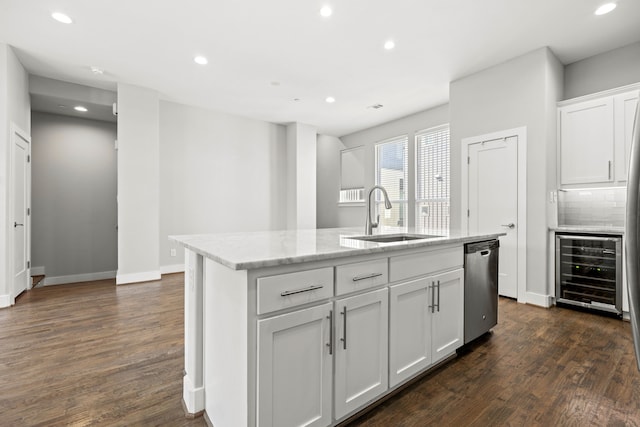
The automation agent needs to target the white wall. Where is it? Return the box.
[450,47,563,303]
[31,112,117,283]
[322,105,449,229]
[564,41,640,100]
[286,123,317,230]
[116,83,160,284]
[159,101,287,269]
[316,134,345,228]
[0,44,30,306]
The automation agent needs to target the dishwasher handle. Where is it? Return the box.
[465,239,500,254]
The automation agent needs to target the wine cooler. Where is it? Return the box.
[555,233,622,316]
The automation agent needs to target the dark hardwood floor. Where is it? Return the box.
[0,274,206,427]
[347,299,640,427]
[2,275,640,426]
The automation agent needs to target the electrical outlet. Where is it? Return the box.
[170,248,177,257]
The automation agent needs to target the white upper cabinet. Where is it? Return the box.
[614,91,640,182]
[559,97,614,185]
[558,86,639,187]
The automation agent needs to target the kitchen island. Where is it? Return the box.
[170,227,503,427]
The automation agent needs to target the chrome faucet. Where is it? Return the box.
[365,185,393,235]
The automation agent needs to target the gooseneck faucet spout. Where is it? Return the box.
[365,185,393,235]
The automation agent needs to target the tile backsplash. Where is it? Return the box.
[557,187,626,227]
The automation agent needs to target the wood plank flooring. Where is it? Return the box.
[2,274,640,426]
[0,274,205,427]
[347,299,640,426]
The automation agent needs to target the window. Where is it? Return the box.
[415,125,450,235]
[375,136,408,232]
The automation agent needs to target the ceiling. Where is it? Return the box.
[1,0,639,136]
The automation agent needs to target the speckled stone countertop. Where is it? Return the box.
[551,226,624,235]
[170,227,504,270]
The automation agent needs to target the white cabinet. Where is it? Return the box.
[431,269,464,364]
[559,97,614,185]
[614,91,640,182]
[389,277,432,387]
[558,87,639,186]
[334,288,388,419]
[388,268,464,387]
[257,303,333,427]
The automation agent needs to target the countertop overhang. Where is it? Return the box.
[170,227,505,270]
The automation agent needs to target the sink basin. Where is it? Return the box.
[347,233,442,243]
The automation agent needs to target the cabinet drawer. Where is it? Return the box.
[390,246,462,283]
[336,258,388,296]
[257,267,334,314]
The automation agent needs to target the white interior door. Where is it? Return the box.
[468,136,518,298]
[12,127,30,298]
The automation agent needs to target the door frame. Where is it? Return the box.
[9,122,31,303]
[461,127,527,303]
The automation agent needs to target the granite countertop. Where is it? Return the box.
[551,225,624,235]
[170,227,504,270]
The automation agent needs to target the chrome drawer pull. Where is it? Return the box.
[352,272,383,282]
[280,284,324,297]
[327,310,333,355]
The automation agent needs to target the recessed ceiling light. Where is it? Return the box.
[320,5,333,17]
[57,104,66,109]
[384,40,395,50]
[595,3,616,15]
[74,106,88,112]
[51,12,73,24]
[325,96,335,103]
[194,56,208,65]
[90,66,104,75]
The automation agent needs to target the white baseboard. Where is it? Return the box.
[160,264,185,275]
[116,270,161,285]
[44,270,117,286]
[0,294,12,308]
[526,291,553,308]
[31,266,45,276]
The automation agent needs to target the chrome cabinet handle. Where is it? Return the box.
[352,272,383,282]
[340,306,347,349]
[14,222,24,228]
[501,223,515,229]
[280,284,323,297]
[608,160,612,180]
[327,310,333,355]
[429,282,435,313]
[436,280,441,312]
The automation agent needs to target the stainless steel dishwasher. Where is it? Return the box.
[464,239,499,344]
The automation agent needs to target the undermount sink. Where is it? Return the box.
[347,233,442,243]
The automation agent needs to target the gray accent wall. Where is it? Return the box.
[31,112,117,280]
[564,42,640,100]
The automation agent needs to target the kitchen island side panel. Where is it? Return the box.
[204,258,249,427]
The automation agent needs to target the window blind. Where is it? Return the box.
[416,125,450,235]
[375,136,408,231]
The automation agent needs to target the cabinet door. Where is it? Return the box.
[614,91,640,182]
[389,278,432,387]
[334,288,388,419]
[431,269,464,364]
[257,303,332,427]
[560,97,614,184]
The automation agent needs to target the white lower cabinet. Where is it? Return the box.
[389,268,464,387]
[431,269,464,364]
[257,302,333,427]
[389,277,432,387]
[334,288,389,420]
